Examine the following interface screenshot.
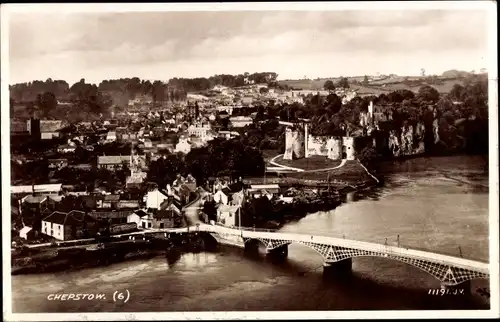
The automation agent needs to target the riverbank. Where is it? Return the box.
[11,232,215,275]
[254,160,381,230]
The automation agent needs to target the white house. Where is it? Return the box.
[229,116,253,128]
[145,189,169,210]
[41,210,97,241]
[213,189,230,205]
[216,204,241,227]
[174,137,192,154]
[187,124,212,138]
[19,226,37,240]
[106,131,117,142]
[128,209,148,226]
[230,190,245,206]
[247,184,280,199]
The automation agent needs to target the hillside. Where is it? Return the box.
[277,76,469,95]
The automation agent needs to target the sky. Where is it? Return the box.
[6,6,491,85]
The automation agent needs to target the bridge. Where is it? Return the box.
[121,223,490,291]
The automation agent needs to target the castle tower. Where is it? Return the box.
[343,136,356,160]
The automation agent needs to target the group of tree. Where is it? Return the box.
[146,138,265,188]
[247,74,488,156]
[323,77,350,91]
[10,72,280,106]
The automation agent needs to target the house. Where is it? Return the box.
[41,210,99,241]
[247,184,280,199]
[172,184,192,205]
[213,188,231,205]
[159,198,182,217]
[48,159,69,170]
[97,194,120,209]
[20,194,48,212]
[11,120,29,136]
[218,131,240,140]
[127,209,148,226]
[174,137,192,154]
[89,210,134,225]
[105,131,117,142]
[19,226,38,240]
[229,116,253,128]
[97,155,130,170]
[145,188,169,210]
[30,120,64,140]
[11,184,63,196]
[230,190,245,206]
[143,138,153,148]
[138,208,182,229]
[184,174,197,192]
[57,145,76,154]
[187,124,212,139]
[216,204,241,227]
[97,155,147,171]
[68,163,93,171]
[117,200,140,209]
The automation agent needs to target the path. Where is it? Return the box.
[269,154,347,173]
[183,189,209,225]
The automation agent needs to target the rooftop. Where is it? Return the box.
[11,184,63,194]
[217,204,241,213]
[97,155,131,165]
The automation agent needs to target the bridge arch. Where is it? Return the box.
[272,240,488,286]
[203,227,488,286]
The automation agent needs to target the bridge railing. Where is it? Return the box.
[212,223,277,233]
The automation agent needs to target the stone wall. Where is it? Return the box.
[307,136,343,160]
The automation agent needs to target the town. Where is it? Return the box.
[10,70,488,251]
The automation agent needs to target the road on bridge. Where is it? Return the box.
[183,189,209,225]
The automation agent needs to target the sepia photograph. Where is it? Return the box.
[1,2,498,321]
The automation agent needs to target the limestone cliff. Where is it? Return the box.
[388,121,429,157]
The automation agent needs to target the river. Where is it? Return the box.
[11,155,490,312]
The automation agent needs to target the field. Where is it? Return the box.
[287,160,372,183]
[273,154,342,171]
[277,77,466,95]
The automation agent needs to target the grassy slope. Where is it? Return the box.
[287,160,372,184]
[277,78,465,95]
[273,155,342,171]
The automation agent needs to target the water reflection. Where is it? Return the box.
[166,250,181,267]
[10,156,490,312]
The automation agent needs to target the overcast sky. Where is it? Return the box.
[8,8,490,85]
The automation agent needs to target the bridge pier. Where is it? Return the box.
[266,245,288,261]
[323,258,352,280]
[440,280,472,296]
[244,241,259,255]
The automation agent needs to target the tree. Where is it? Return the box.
[37,91,58,117]
[363,75,369,85]
[416,85,440,104]
[449,84,465,102]
[337,77,350,89]
[324,93,342,115]
[323,80,336,91]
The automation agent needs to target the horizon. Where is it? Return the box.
[7,69,487,87]
[5,4,492,86]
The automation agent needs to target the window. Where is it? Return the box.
[148,222,152,228]
[142,222,146,228]
[160,223,164,229]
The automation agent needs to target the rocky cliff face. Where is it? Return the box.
[388,121,430,157]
